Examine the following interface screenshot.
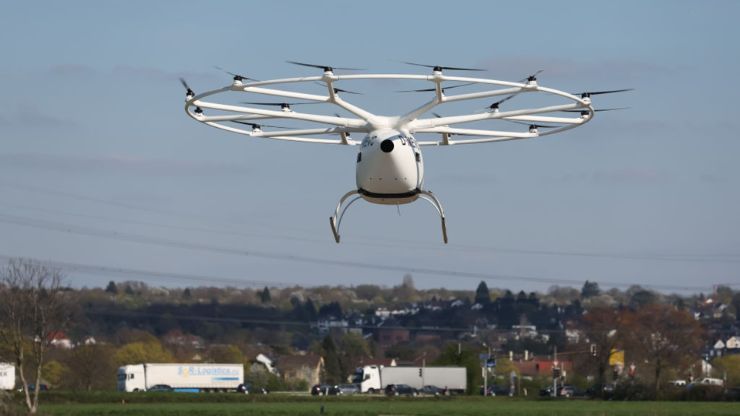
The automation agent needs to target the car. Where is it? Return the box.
[385,383,418,397]
[559,385,585,398]
[481,384,510,396]
[147,384,173,392]
[585,383,614,398]
[237,383,268,394]
[420,385,444,396]
[21,384,49,393]
[539,385,554,397]
[337,383,360,395]
[311,384,340,396]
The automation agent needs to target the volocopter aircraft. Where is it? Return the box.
[181,61,630,243]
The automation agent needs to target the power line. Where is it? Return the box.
[0,213,729,292]
[2,182,739,264]
[0,253,295,288]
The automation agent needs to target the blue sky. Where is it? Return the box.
[0,1,738,293]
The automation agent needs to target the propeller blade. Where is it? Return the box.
[312,82,363,95]
[402,62,486,71]
[240,101,321,107]
[230,120,291,129]
[333,87,362,95]
[560,107,630,113]
[397,82,477,93]
[432,112,443,118]
[519,70,544,82]
[214,66,258,82]
[179,78,194,96]
[287,61,364,71]
[485,94,518,110]
[574,88,634,98]
[505,120,559,129]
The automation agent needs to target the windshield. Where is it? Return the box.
[117,373,126,382]
[351,369,363,384]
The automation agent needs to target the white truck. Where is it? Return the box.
[117,363,243,392]
[0,363,15,390]
[352,365,466,394]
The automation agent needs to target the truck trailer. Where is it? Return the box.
[117,363,243,392]
[353,365,466,394]
[0,363,15,390]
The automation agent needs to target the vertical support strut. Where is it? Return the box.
[418,190,448,244]
[329,190,362,243]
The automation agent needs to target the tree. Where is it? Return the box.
[0,259,71,414]
[581,281,601,299]
[260,287,272,303]
[629,289,657,308]
[206,345,243,363]
[115,340,174,365]
[712,355,740,387]
[474,281,490,305]
[321,335,342,384]
[580,306,624,393]
[434,343,481,395]
[41,360,67,388]
[338,333,370,373]
[63,344,117,391]
[621,304,703,397]
[104,281,118,295]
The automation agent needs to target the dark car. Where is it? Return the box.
[481,384,510,396]
[337,384,360,395]
[24,384,49,392]
[559,385,585,398]
[586,383,614,399]
[539,385,554,397]
[147,384,173,392]
[385,384,418,397]
[237,383,268,394]
[311,384,340,396]
[421,385,444,396]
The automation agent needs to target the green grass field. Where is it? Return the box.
[39,397,740,416]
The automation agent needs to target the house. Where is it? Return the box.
[726,336,740,350]
[162,330,205,350]
[514,358,574,378]
[47,331,73,349]
[377,328,410,346]
[276,354,324,387]
[316,318,349,335]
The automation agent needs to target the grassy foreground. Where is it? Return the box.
[41,397,740,416]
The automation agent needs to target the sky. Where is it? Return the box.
[0,1,738,294]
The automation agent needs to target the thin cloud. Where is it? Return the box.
[0,153,253,177]
[477,56,680,82]
[48,64,97,79]
[552,168,670,185]
[5,104,79,129]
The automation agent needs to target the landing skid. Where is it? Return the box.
[329,189,448,244]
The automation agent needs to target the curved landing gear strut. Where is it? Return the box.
[329,189,448,244]
[419,190,448,244]
[329,190,362,243]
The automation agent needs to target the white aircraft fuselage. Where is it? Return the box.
[355,129,424,205]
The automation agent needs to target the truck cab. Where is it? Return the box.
[352,365,382,393]
[117,365,146,392]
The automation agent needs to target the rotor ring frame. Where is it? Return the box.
[184,72,595,146]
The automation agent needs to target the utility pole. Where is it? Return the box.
[552,345,558,398]
[483,345,490,396]
[421,354,426,388]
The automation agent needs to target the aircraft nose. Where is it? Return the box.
[380,139,394,153]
